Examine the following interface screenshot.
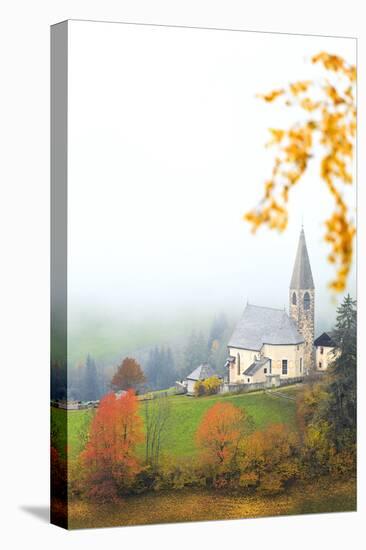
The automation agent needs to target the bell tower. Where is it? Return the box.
[289,227,315,371]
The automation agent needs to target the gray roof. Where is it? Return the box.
[228,304,304,350]
[244,357,270,376]
[290,228,314,289]
[186,363,215,381]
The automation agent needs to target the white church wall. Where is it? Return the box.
[228,343,305,383]
[261,343,304,378]
[227,347,260,383]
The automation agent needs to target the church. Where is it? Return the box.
[226,228,315,386]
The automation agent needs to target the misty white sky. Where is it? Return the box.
[68,21,356,332]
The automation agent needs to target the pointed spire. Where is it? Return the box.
[290,227,314,289]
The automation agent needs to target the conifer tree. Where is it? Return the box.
[84,354,99,400]
[327,294,357,446]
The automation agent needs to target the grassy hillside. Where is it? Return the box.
[52,389,297,460]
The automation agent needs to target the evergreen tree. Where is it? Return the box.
[84,354,99,401]
[326,294,357,447]
[161,346,175,388]
[146,346,176,390]
[207,313,231,373]
[184,330,208,375]
[51,362,67,400]
[208,313,228,350]
[146,347,160,389]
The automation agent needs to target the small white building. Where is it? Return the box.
[178,364,217,395]
[314,331,336,371]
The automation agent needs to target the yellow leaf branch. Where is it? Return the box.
[245,52,356,292]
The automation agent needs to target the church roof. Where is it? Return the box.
[186,363,215,381]
[228,304,304,351]
[290,228,315,289]
[244,357,270,376]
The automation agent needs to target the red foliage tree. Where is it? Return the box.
[111,357,146,391]
[81,390,143,501]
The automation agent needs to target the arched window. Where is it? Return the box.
[237,353,241,375]
[304,292,310,310]
[292,292,297,305]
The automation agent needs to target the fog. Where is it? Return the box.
[67,21,356,359]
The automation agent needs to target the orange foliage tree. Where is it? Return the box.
[245,52,356,292]
[81,390,143,501]
[196,402,252,477]
[111,357,146,392]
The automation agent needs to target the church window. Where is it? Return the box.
[304,292,310,310]
[292,292,297,305]
[282,359,288,375]
[247,378,250,383]
[319,362,322,369]
[237,353,240,375]
[320,347,324,355]
[300,357,303,373]
[264,367,267,374]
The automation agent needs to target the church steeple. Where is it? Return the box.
[289,227,315,372]
[290,227,314,290]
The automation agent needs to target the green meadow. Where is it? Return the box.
[52,388,297,460]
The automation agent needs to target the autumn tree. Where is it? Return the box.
[196,402,252,480]
[245,52,356,292]
[240,423,299,493]
[111,357,146,392]
[81,390,143,501]
[296,382,329,436]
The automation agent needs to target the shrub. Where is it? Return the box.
[194,380,205,396]
[194,376,221,396]
[203,376,221,395]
